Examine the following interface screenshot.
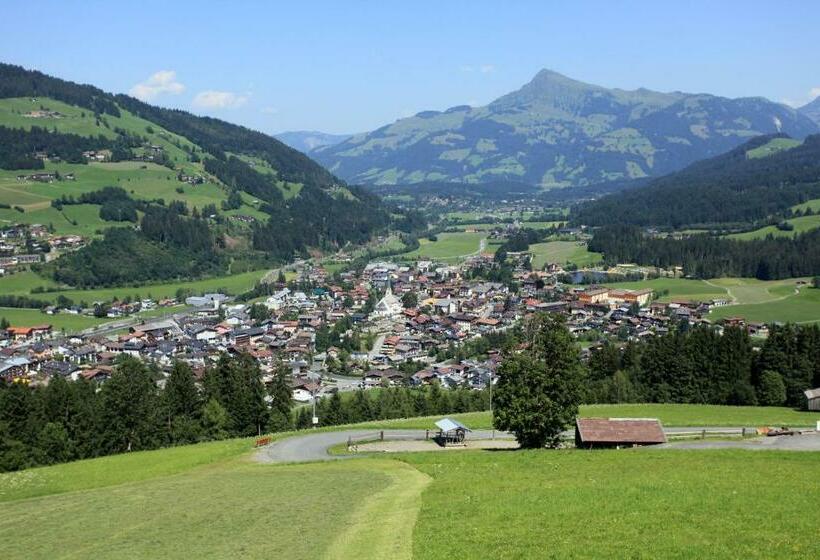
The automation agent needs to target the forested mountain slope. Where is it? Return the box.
[0,63,406,287]
[573,134,820,227]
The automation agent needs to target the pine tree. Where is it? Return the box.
[97,357,160,453]
[163,361,203,443]
[268,362,293,432]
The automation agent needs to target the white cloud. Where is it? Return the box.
[129,70,185,101]
[261,106,279,115]
[192,90,249,110]
[479,64,496,74]
[783,87,820,108]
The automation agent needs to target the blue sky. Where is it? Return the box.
[1,1,818,134]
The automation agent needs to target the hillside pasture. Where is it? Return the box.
[406,449,820,559]
[603,277,728,303]
[399,232,487,261]
[725,214,820,240]
[0,269,266,303]
[709,286,820,324]
[530,240,601,269]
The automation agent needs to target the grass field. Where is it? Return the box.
[0,307,107,331]
[404,449,819,559]
[709,286,820,324]
[604,277,728,303]
[0,269,266,303]
[399,232,488,261]
[2,403,818,559]
[530,240,602,269]
[745,137,802,159]
[725,214,820,240]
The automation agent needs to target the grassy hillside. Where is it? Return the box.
[530,240,602,268]
[406,450,819,559]
[0,269,266,303]
[2,403,818,559]
[726,214,820,240]
[709,285,820,324]
[398,232,488,261]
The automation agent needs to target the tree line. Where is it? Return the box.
[589,225,820,279]
[0,353,490,472]
[0,62,121,117]
[586,323,820,408]
[0,126,130,169]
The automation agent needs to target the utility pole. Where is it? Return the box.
[489,371,494,440]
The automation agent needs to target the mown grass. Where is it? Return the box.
[399,232,487,260]
[0,307,107,330]
[604,277,728,302]
[530,240,601,269]
[709,286,820,324]
[404,449,820,559]
[0,438,253,503]
[0,457,394,560]
[1,402,819,559]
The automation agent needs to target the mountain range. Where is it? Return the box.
[275,130,352,154]
[800,96,820,126]
[313,69,819,189]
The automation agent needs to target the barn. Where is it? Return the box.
[575,418,667,449]
[804,388,820,411]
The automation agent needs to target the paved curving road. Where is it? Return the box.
[255,427,820,464]
[255,429,508,463]
[660,431,820,451]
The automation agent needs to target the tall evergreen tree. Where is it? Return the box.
[97,357,160,453]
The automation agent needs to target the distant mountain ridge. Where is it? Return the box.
[800,96,820,126]
[314,69,819,188]
[275,130,352,154]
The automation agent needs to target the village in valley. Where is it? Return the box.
[0,232,767,404]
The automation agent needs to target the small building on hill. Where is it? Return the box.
[575,417,666,449]
[804,388,820,411]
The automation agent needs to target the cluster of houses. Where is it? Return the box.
[0,250,775,402]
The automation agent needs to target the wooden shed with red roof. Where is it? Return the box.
[575,417,666,449]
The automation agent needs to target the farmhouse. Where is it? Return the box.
[575,417,666,449]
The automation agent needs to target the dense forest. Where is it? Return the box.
[0,353,490,472]
[573,134,820,227]
[587,323,820,409]
[0,125,128,169]
[49,205,224,287]
[589,225,820,279]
